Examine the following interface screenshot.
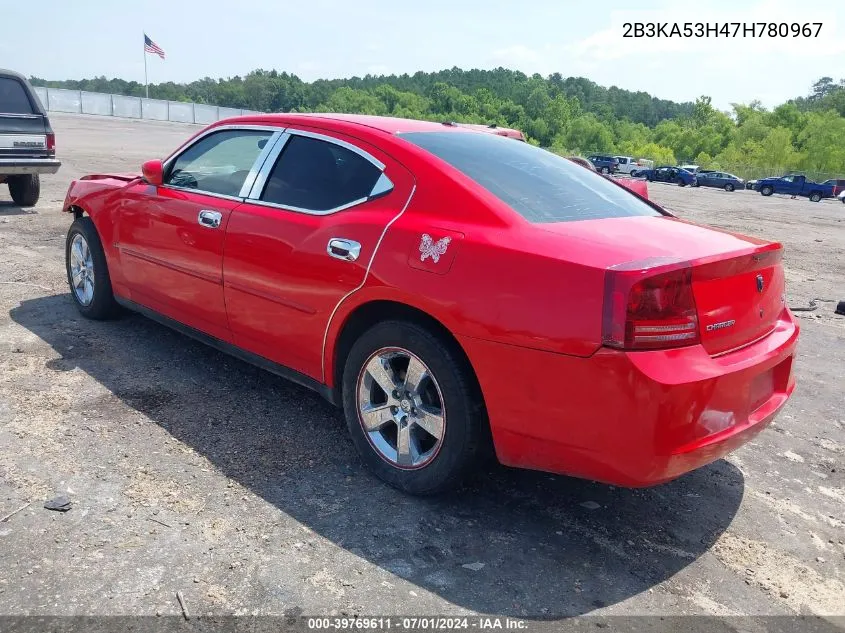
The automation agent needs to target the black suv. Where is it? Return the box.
[586,154,619,174]
[1,69,60,206]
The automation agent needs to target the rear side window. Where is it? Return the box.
[260,134,382,212]
[0,77,34,114]
[401,132,661,223]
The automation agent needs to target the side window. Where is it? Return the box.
[0,77,34,114]
[165,129,273,197]
[260,134,383,212]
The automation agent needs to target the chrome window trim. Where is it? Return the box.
[244,196,372,217]
[159,125,284,201]
[290,128,385,171]
[246,132,291,199]
[238,130,285,198]
[244,127,393,215]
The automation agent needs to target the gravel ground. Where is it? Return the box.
[0,114,843,621]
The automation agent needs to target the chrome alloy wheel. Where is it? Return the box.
[69,233,95,306]
[356,347,446,469]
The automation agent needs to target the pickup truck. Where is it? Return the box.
[0,68,61,206]
[615,156,654,176]
[755,174,833,202]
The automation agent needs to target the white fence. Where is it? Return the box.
[32,87,262,124]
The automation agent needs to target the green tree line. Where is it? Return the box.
[30,70,845,179]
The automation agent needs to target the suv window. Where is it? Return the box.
[260,134,382,212]
[166,129,272,197]
[401,131,661,224]
[0,77,34,114]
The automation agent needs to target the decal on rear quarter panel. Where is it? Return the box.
[408,229,463,275]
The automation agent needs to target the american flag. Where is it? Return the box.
[144,34,165,59]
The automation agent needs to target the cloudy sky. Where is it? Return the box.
[2,0,843,110]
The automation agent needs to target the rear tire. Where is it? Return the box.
[341,320,487,495]
[600,166,610,174]
[809,192,822,202]
[8,174,40,207]
[760,186,773,196]
[676,177,686,186]
[724,183,735,192]
[65,216,120,320]
[630,170,638,178]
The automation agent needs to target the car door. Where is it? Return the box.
[116,126,279,341]
[774,175,794,194]
[222,127,415,381]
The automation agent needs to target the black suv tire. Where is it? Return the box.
[8,174,40,207]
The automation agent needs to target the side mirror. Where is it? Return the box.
[141,159,163,186]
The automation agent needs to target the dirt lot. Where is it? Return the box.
[0,113,843,620]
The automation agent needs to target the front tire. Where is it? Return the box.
[65,216,120,319]
[760,185,773,196]
[600,166,610,174]
[676,177,686,186]
[8,174,40,207]
[342,320,486,495]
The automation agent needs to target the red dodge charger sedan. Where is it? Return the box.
[62,113,798,495]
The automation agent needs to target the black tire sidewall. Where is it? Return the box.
[65,216,119,319]
[8,174,40,206]
[725,183,734,191]
[341,320,484,495]
[761,186,773,196]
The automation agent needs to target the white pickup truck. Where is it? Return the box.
[614,156,654,177]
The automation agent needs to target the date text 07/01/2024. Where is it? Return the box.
[623,22,822,38]
[306,617,528,630]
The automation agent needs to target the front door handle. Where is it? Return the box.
[198,210,222,229]
[327,238,361,262]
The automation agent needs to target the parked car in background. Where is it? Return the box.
[745,179,758,190]
[587,154,619,174]
[679,164,701,175]
[640,165,697,186]
[820,179,845,196]
[0,68,61,206]
[838,190,845,203]
[60,112,796,494]
[695,171,745,191]
[755,174,834,202]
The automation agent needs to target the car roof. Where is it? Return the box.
[0,68,29,81]
[219,112,477,136]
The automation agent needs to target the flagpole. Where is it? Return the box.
[143,32,149,98]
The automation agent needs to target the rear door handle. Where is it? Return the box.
[198,210,222,229]
[327,238,361,262]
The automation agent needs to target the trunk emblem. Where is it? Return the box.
[756,274,764,292]
[706,319,736,332]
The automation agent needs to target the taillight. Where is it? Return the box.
[602,264,700,350]
[46,133,55,152]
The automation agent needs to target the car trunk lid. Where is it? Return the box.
[538,216,785,355]
[692,246,784,355]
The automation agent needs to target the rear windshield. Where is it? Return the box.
[400,132,660,223]
[0,77,34,114]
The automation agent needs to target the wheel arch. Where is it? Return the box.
[327,298,485,412]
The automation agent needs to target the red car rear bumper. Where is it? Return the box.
[460,310,798,486]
